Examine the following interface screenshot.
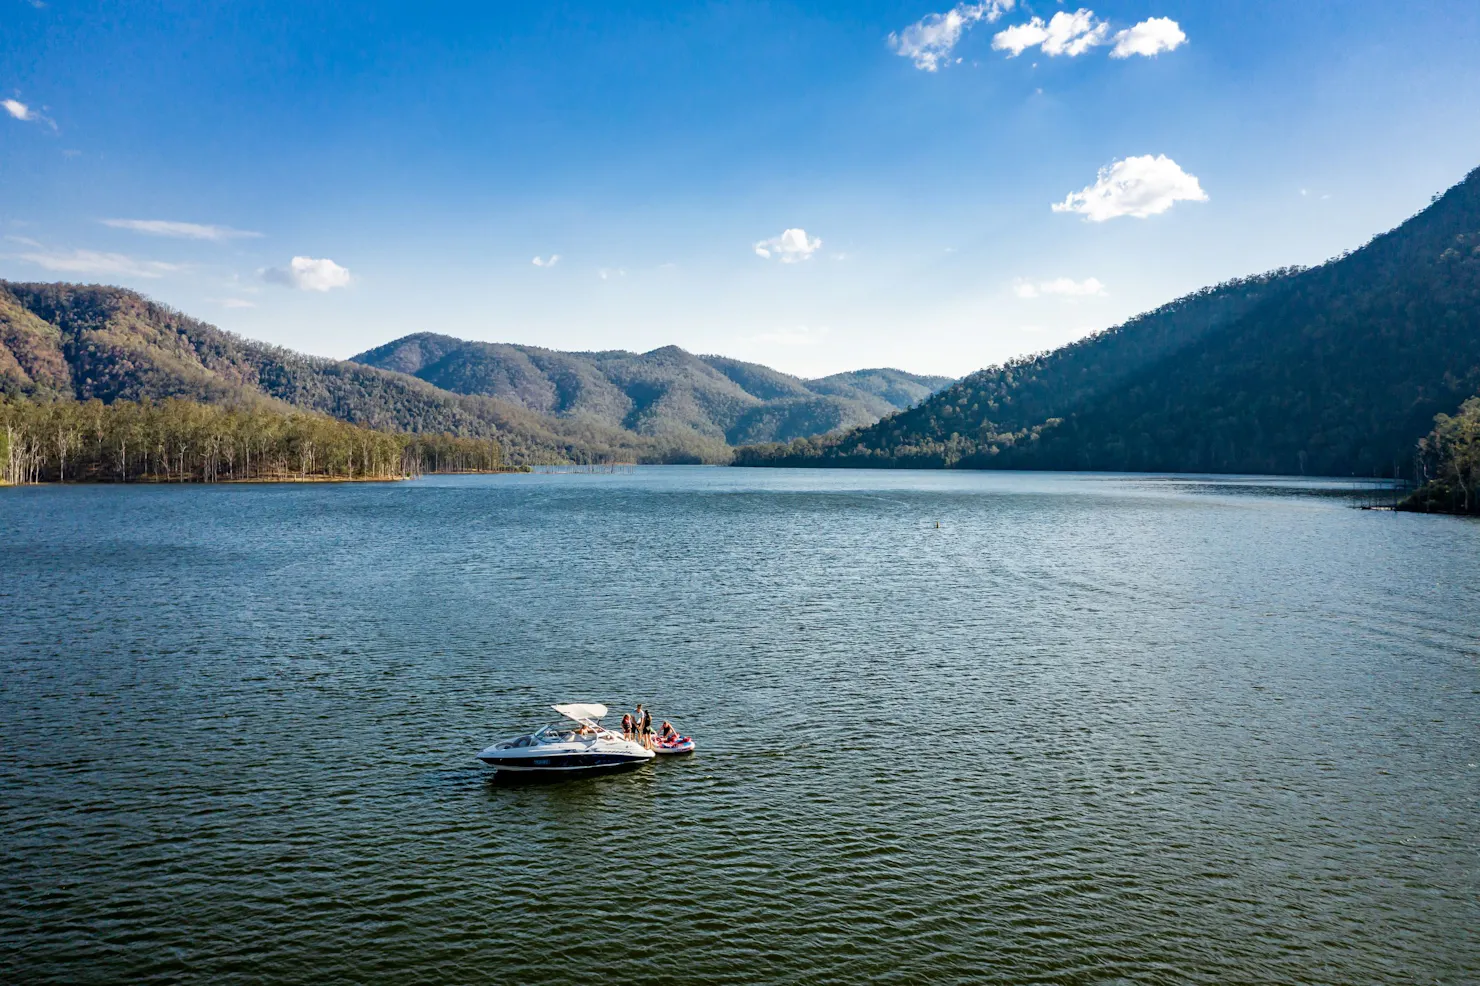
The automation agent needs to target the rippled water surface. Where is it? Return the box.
[2,468,1477,984]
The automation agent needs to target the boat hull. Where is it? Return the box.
[479,751,653,773]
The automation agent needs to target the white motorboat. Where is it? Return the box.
[477,703,656,774]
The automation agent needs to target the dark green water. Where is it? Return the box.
[1,468,1476,985]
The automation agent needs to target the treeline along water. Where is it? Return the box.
[0,397,509,484]
[0,469,1476,984]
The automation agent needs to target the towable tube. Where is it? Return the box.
[653,736,695,755]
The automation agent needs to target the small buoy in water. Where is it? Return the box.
[935,521,940,529]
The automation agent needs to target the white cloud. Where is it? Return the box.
[993,9,1108,57]
[14,248,183,278]
[1110,17,1186,58]
[991,20,1048,56]
[262,256,352,291]
[889,1,1014,71]
[101,218,262,241]
[3,96,56,130]
[531,254,560,267]
[218,298,257,309]
[1014,276,1106,298]
[598,267,625,280]
[1052,154,1207,221]
[754,228,821,263]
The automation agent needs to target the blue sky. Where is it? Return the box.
[3,1,1479,377]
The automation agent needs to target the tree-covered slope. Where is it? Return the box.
[737,165,1480,477]
[1,282,950,464]
[352,334,952,445]
[806,367,959,414]
[0,282,703,464]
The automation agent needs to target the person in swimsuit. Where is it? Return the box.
[660,721,678,743]
[621,713,634,741]
[641,709,653,749]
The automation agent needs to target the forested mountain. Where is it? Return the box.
[351,334,951,446]
[737,165,1480,477]
[1,283,944,464]
[0,282,657,463]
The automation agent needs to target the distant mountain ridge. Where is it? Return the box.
[737,164,1480,477]
[350,333,951,446]
[0,282,951,465]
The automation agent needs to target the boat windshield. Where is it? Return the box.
[533,723,601,743]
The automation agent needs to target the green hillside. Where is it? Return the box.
[351,334,952,446]
[0,283,692,464]
[737,165,1480,477]
[1,282,950,465]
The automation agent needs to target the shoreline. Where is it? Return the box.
[0,467,531,488]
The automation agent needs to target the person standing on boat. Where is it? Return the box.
[633,704,645,745]
[621,713,635,741]
[641,708,654,750]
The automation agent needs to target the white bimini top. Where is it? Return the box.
[551,703,609,723]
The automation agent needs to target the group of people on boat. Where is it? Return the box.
[620,703,681,750]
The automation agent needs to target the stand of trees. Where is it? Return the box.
[1402,397,1480,515]
[0,397,512,485]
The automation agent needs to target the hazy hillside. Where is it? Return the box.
[351,334,952,445]
[737,164,1480,477]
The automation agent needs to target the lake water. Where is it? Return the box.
[1,468,1476,985]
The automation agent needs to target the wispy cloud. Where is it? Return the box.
[531,254,560,267]
[598,267,625,280]
[1110,17,1187,58]
[217,297,258,309]
[754,228,821,263]
[1014,276,1106,299]
[12,247,184,278]
[262,256,352,291]
[1053,155,1207,222]
[3,95,57,130]
[889,1,1014,71]
[993,10,1108,57]
[102,218,263,241]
